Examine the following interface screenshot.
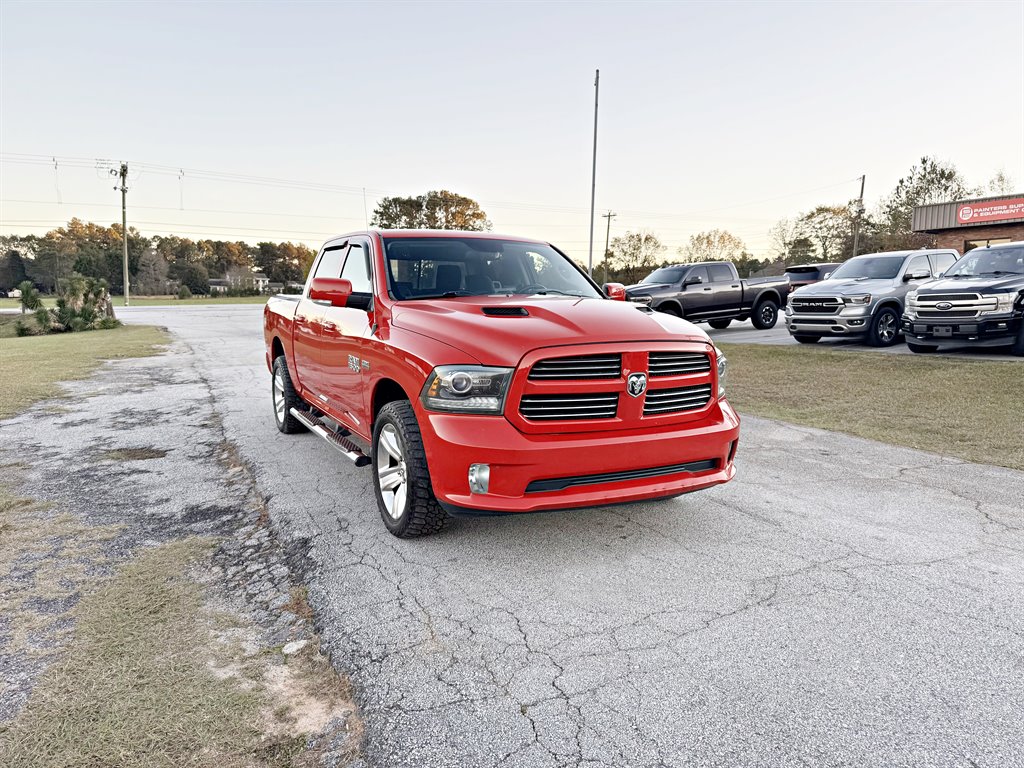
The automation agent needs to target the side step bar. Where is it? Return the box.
[290,408,371,467]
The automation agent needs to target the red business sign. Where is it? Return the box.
[957,197,1024,225]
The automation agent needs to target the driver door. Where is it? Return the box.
[292,244,346,400]
[320,240,375,432]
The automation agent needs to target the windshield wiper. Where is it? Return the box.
[519,288,584,297]
[405,290,473,300]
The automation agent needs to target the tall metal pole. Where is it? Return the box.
[601,210,616,284]
[112,163,130,305]
[851,174,865,259]
[588,69,600,277]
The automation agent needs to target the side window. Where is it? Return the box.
[688,266,709,284]
[312,246,345,280]
[905,255,930,276]
[340,243,372,293]
[707,264,733,282]
[930,252,956,275]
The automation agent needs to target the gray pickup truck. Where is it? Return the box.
[784,248,960,346]
[625,261,790,329]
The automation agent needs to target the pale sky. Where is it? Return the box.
[2,0,1022,265]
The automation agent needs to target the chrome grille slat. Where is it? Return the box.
[642,384,712,416]
[520,392,618,420]
[648,352,711,377]
[529,354,621,380]
[790,297,843,315]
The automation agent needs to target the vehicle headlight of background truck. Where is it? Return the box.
[421,365,513,414]
[982,293,1017,314]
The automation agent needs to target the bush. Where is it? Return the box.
[177,285,193,300]
[18,280,42,312]
[31,275,118,335]
[14,319,36,337]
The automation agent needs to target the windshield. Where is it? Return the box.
[382,237,602,300]
[945,246,1024,277]
[641,266,686,284]
[827,255,907,280]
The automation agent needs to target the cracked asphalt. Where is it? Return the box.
[116,304,1023,768]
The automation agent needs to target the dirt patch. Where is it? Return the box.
[100,446,169,461]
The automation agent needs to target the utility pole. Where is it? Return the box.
[851,174,866,259]
[601,210,616,284]
[588,69,600,277]
[111,163,130,305]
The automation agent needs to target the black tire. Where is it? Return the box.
[272,356,307,434]
[708,318,731,329]
[907,341,938,354]
[867,306,901,347]
[656,304,681,318]
[372,401,447,538]
[1012,321,1024,357]
[751,299,779,330]
[793,334,821,344]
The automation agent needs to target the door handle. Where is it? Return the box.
[703,287,712,291]
[731,284,740,288]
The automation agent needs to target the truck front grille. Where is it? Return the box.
[910,293,994,319]
[528,354,622,380]
[790,297,842,314]
[915,310,979,319]
[642,384,712,415]
[648,352,711,376]
[519,393,619,420]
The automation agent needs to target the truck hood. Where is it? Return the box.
[793,278,896,297]
[916,275,1024,294]
[390,296,711,367]
[625,282,672,296]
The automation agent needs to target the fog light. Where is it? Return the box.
[468,463,490,494]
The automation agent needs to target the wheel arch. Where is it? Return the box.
[755,290,781,306]
[372,378,412,424]
[655,299,683,316]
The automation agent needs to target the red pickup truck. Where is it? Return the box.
[264,231,739,537]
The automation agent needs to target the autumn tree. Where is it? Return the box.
[371,190,491,231]
[134,248,171,295]
[253,241,316,284]
[799,206,853,262]
[0,240,30,290]
[606,231,666,284]
[678,229,748,263]
[876,157,978,248]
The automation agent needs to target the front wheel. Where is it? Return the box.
[907,341,938,354]
[793,334,821,344]
[708,318,731,329]
[372,401,447,538]
[868,307,901,347]
[656,304,681,318]
[272,356,307,434]
[751,299,779,330]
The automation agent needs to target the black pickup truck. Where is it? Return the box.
[625,261,790,329]
[902,241,1024,355]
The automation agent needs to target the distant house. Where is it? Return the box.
[208,278,230,294]
[268,281,284,294]
[252,272,270,292]
[223,268,271,293]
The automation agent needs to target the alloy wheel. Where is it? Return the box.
[376,424,408,519]
[878,313,897,343]
[273,369,286,425]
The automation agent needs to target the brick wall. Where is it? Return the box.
[934,222,1024,254]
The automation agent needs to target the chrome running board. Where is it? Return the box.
[290,408,371,467]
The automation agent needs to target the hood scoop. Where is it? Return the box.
[482,306,529,317]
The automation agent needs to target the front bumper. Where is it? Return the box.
[901,312,1021,348]
[785,306,872,337]
[418,400,740,513]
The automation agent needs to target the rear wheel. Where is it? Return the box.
[751,299,779,330]
[708,318,731,329]
[907,341,938,354]
[793,334,821,344]
[372,401,447,538]
[272,356,307,434]
[868,307,900,347]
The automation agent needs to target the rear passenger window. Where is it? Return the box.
[312,246,345,280]
[930,252,956,275]
[707,264,733,282]
[341,244,372,293]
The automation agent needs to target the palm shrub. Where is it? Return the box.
[33,275,120,334]
[17,280,42,313]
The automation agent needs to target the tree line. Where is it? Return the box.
[0,219,316,295]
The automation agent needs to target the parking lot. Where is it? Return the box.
[102,304,1024,767]
[706,317,1022,361]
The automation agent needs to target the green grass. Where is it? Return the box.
[721,343,1024,471]
[0,295,268,310]
[0,322,169,419]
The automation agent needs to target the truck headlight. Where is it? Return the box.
[985,293,1016,313]
[906,290,918,305]
[845,294,871,305]
[421,365,513,414]
[716,350,727,398]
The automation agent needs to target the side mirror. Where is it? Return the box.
[684,275,703,286]
[904,270,930,282]
[309,277,353,307]
[603,282,626,301]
